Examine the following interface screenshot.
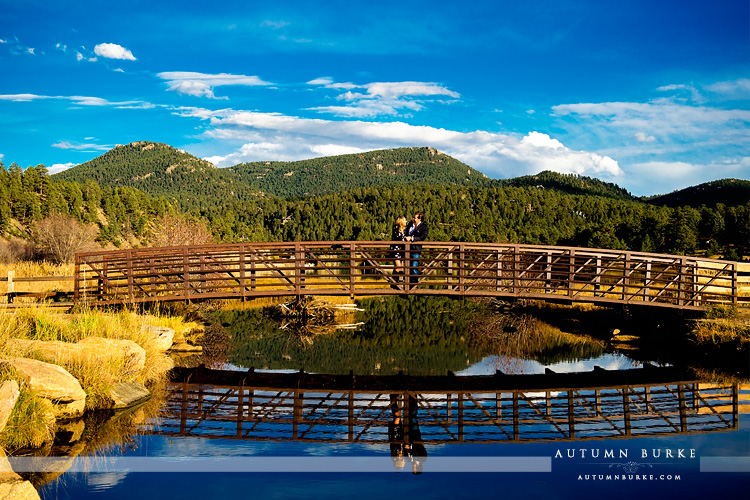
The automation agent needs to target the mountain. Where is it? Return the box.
[644,179,750,207]
[53,141,263,208]
[230,146,491,198]
[500,171,635,201]
[53,143,491,203]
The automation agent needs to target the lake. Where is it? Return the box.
[33,296,750,499]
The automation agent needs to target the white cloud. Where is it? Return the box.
[158,72,272,99]
[634,132,656,143]
[310,144,364,157]
[307,78,460,117]
[627,158,750,195]
[94,43,136,60]
[47,162,77,174]
[26,47,35,55]
[177,106,622,180]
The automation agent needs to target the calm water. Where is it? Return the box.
[36,297,750,499]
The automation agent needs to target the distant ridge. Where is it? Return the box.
[51,141,747,209]
[230,146,491,198]
[644,179,750,207]
[500,171,635,201]
[53,143,492,202]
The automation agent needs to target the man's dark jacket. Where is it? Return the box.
[405,221,429,252]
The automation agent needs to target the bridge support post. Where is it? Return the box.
[622,388,631,436]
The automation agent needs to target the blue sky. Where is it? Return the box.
[1,0,748,196]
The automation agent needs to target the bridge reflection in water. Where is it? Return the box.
[152,366,743,446]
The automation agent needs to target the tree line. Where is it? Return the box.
[2,161,748,262]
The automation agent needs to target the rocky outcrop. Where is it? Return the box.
[6,337,146,377]
[143,325,175,352]
[0,381,19,434]
[0,357,85,419]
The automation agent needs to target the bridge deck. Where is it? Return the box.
[74,241,749,310]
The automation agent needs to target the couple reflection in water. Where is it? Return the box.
[388,394,427,474]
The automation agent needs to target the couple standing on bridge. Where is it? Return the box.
[391,211,429,288]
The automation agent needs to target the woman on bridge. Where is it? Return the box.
[390,216,408,281]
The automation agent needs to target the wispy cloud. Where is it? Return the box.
[0,93,153,109]
[175,106,623,181]
[158,72,273,99]
[52,141,112,152]
[552,94,750,156]
[94,43,136,60]
[260,20,290,30]
[307,78,460,117]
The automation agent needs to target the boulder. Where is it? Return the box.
[0,477,40,500]
[0,358,85,419]
[108,382,150,409]
[0,381,20,434]
[7,338,146,377]
[143,325,175,352]
[78,337,146,376]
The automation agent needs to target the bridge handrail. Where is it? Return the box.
[74,241,748,310]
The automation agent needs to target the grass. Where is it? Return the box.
[0,303,198,451]
[0,365,56,451]
[690,306,750,345]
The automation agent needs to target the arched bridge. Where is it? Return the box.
[73,241,749,310]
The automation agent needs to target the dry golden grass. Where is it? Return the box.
[0,305,195,412]
[0,261,74,304]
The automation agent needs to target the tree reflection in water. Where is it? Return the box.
[203,296,607,376]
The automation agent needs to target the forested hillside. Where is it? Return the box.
[231,146,491,198]
[3,142,748,262]
[200,183,750,258]
[644,179,750,208]
[500,171,635,201]
[0,161,172,248]
[53,141,264,210]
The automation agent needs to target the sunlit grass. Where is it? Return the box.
[0,305,194,410]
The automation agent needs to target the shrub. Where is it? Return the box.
[32,214,99,264]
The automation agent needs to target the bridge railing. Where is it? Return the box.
[74,241,748,310]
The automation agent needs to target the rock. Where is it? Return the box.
[0,478,40,500]
[7,338,146,378]
[0,381,20,434]
[0,357,85,419]
[78,337,146,376]
[143,325,175,352]
[55,419,85,444]
[109,382,150,409]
